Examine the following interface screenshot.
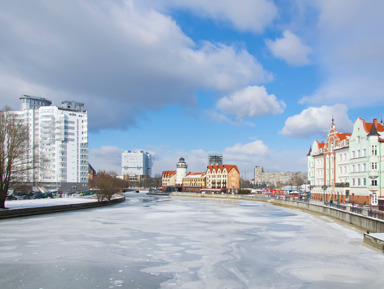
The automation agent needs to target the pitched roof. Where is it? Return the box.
[184,172,206,179]
[207,164,239,174]
[162,170,176,177]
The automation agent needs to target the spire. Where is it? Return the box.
[367,119,380,137]
[307,146,312,156]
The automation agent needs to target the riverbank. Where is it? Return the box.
[0,194,125,219]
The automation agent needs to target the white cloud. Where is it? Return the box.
[161,0,277,33]
[266,30,312,66]
[281,104,353,138]
[298,1,384,106]
[217,86,286,118]
[89,146,124,174]
[224,140,269,162]
[0,0,270,131]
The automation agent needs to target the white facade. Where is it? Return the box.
[176,157,187,186]
[16,96,88,192]
[348,118,383,205]
[308,118,384,205]
[122,150,152,177]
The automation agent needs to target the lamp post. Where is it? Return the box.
[322,185,327,204]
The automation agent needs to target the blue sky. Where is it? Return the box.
[1,1,384,179]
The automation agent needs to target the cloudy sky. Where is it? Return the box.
[1,0,384,178]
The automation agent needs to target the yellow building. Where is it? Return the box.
[162,171,176,189]
[182,172,206,192]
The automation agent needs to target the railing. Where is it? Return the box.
[368,209,384,220]
[350,206,363,214]
[326,202,347,211]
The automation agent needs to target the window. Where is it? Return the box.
[372,145,378,156]
[363,178,366,186]
[372,180,378,186]
[372,162,378,170]
[358,178,361,186]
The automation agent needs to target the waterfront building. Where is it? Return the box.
[175,157,188,187]
[308,120,351,202]
[15,95,88,192]
[182,172,206,192]
[162,171,176,188]
[308,117,384,205]
[122,150,152,181]
[204,165,240,193]
[161,157,188,190]
[254,166,307,187]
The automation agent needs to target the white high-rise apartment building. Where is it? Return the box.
[17,95,88,192]
[122,150,152,179]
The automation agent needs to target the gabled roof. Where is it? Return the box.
[184,172,206,179]
[337,132,351,141]
[162,170,176,177]
[207,164,239,174]
[360,117,384,134]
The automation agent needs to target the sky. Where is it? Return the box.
[1,0,384,179]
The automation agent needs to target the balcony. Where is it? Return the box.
[369,171,379,179]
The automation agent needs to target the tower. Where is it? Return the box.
[176,157,187,186]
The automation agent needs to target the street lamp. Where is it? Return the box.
[322,185,327,203]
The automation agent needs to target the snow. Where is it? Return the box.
[1,192,384,289]
[4,196,97,209]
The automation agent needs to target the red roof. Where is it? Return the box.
[162,170,176,177]
[337,132,351,141]
[207,165,239,174]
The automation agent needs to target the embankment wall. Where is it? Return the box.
[171,192,384,233]
[0,195,125,219]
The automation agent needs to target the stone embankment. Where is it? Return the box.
[171,192,384,250]
[0,194,125,219]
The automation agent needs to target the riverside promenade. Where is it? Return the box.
[0,194,125,219]
[171,192,384,250]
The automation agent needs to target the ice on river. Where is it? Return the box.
[1,192,384,289]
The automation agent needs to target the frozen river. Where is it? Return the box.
[1,193,384,289]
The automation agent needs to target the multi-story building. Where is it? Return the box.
[204,165,240,193]
[162,158,240,193]
[162,171,176,188]
[182,172,206,192]
[308,120,350,202]
[254,166,307,187]
[308,118,384,205]
[15,95,88,192]
[122,150,152,181]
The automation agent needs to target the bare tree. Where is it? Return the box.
[94,171,128,201]
[0,108,35,208]
[290,173,305,191]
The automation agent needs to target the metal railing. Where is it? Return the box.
[368,209,384,220]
